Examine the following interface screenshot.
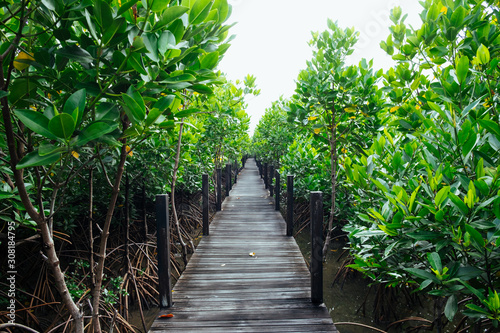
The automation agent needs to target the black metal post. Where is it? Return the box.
[202,174,209,236]
[216,168,222,211]
[156,194,172,308]
[225,163,231,196]
[287,175,294,237]
[310,191,323,304]
[264,163,268,188]
[275,170,280,211]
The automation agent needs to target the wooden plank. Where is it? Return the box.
[149,158,337,332]
[150,318,335,332]
[154,307,332,321]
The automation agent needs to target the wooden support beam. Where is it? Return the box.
[287,175,294,237]
[264,163,268,189]
[156,194,172,308]
[234,160,238,184]
[202,174,209,236]
[269,165,274,197]
[225,163,231,196]
[310,191,323,305]
[275,170,280,211]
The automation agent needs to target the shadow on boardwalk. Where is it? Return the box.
[149,159,337,332]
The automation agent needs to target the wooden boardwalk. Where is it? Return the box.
[149,159,337,332]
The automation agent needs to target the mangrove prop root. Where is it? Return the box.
[334,322,387,333]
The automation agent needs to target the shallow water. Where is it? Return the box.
[294,228,472,333]
[128,306,159,332]
[294,229,386,333]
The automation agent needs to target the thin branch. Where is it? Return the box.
[98,149,114,188]
[0,323,41,333]
[334,322,387,333]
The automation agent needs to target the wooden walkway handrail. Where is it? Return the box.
[150,158,337,332]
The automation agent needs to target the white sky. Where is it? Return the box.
[217,0,424,135]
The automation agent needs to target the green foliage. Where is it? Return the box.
[253,1,500,327]
[289,19,383,141]
[191,75,259,171]
[344,0,500,326]
[67,260,128,305]
[280,134,331,201]
[0,0,235,229]
[119,76,256,199]
[252,97,297,165]
[285,21,384,234]
[0,0,244,327]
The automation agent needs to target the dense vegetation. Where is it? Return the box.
[254,0,500,331]
[0,0,259,331]
[2,0,499,332]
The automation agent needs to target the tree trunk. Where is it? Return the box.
[123,172,130,321]
[322,97,337,258]
[1,94,84,332]
[124,172,130,272]
[91,141,129,333]
[171,123,190,265]
[89,167,95,306]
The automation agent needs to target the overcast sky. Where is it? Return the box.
[217,0,424,134]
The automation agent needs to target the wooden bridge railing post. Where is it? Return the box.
[225,163,231,196]
[287,175,294,236]
[258,161,263,178]
[264,163,268,188]
[202,174,209,236]
[275,170,280,211]
[216,168,222,211]
[234,160,238,184]
[310,191,324,305]
[269,165,274,197]
[156,194,172,308]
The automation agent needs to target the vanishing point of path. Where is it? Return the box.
[149,159,338,332]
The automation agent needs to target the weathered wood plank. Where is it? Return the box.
[149,159,337,332]
[150,318,335,332]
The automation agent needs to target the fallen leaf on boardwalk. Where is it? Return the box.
[249,252,255,257]
[221,264,226,266]
[159,314,174,319]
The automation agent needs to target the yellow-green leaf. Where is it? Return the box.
[477,44,490,65]
[409,186,420,213]
[455,55,469,85]
[435,186,450,208]
[189,0,213,25]
[378,225,397,236]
